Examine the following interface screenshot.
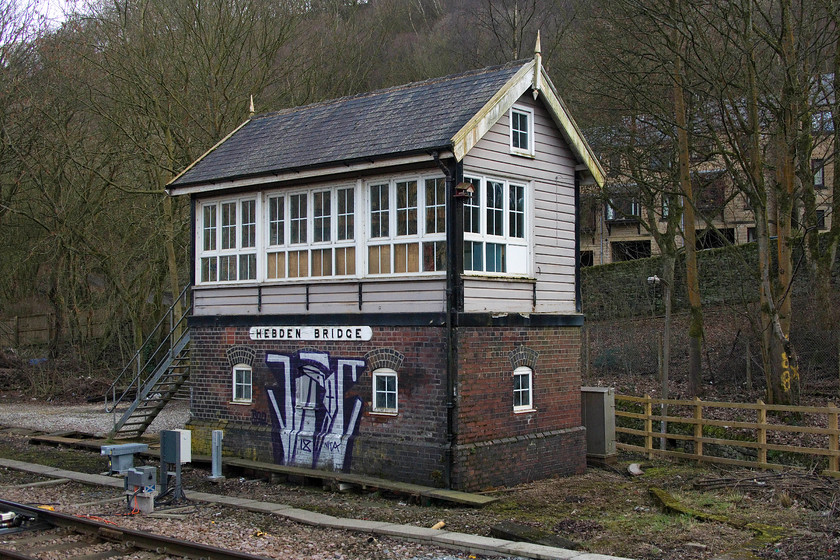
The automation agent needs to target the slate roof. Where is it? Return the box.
[170,61,528,189]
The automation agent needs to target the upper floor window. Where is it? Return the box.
[510,105,535,157]
[199,197,257,283]
[605,197,640,222]
[367,177,446,276]
[813,159,825,189]
[463,174,528,275]
[196,174,452,286]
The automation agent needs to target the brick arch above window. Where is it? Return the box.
[508,346,538,370]
[365,348,404,372]
[226,345,256,368]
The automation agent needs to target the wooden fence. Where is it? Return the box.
[615,394,840,478]
[0,314,53,347]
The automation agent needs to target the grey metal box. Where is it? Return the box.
[581,387,617,460]
[125,466,157,489]
[101,443,149,474]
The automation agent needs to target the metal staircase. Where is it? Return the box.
[105,286,191,439]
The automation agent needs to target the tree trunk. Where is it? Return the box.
[671,0,703,396]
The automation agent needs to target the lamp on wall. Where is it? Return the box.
[454,182,475,198]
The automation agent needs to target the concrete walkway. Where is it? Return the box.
[0,457,632,560]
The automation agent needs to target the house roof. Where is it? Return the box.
[168,55,604,193]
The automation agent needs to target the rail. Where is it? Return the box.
[615,394,840,477]
[104,286,191,415]
[0,498,270,560]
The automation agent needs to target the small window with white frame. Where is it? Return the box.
[510,105,535,157]
[232,364,253,403]
[513,366,533,412]
[372,368,398,415]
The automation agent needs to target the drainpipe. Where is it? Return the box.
[434,151,458,489]
[574,173,582,313]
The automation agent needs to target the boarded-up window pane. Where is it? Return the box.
[267,252,286,279]
[288,250,308,278]
[394,243,420,273]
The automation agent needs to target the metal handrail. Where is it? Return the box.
[105,285,191,414]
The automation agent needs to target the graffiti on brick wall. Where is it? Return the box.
[264,350,366,471]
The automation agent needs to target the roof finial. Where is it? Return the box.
[533,31,542,99]
[249,95,255,118]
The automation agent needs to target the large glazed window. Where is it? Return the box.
[462,174,529,276]
[367,177,446,276]
[199,197,257,283]
[195,174,451,285]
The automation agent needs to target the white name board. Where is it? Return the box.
[249,326,373,341]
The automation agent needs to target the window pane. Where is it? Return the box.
[422,241,446,272]
[486,243,506,273]
[311,248,332,277]
[234,367,252,401]
[368,244,391,274]
[394,243,420,273]
[464,241,483,272]
[239,253,256,280]
[370,183,389,238]
[221,202,236,249]
[288,250,308,277]
[203,205,217,251]
[241,200,256,248]
[337,188,354,240]
[290,194,307,244]
[396,180,417,236]
[269,196,284,246]
[219,255,237,281]
[267,251,286,279]
[509,184,525,238]
[463,177,481,233]
[513,368,532,409]
[487,180,504,236]
[313,191,331,243]
[512,110,529,150]
[425,178,446,234]
[201,256,217,282]
[374,372,397,411]
[335,247,355,275]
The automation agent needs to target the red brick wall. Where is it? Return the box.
[187,322,585,490]
[453,326,586,490]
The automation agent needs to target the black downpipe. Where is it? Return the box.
[434,151,459,489]
[574,173,582,313]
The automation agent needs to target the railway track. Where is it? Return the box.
[0,498,271,560]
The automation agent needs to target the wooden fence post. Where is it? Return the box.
[644,394,653,459]
[694,397,703,461]
[828,403,839,474]
[757,399,767,467]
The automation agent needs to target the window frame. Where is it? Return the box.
[195,173,458,286]
[513,366,534,413]
[509,105,535,157]
[462,173,530,276]
[371,368,398,415]
[813,159,825,189]
[232,364,253,404]
[197,196,259,285]
[366,175,447,277]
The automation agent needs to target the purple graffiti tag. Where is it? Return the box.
[265,350,365,471]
